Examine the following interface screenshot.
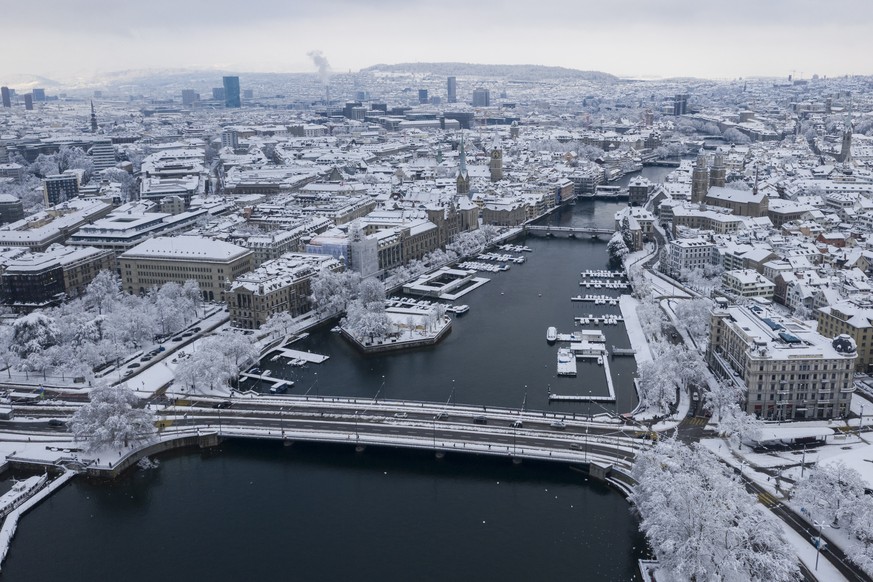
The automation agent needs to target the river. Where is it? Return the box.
[1,189,666,581]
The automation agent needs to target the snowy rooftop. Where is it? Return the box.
[121,236,252,262]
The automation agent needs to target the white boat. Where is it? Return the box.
[0,475,47,519]
[448,305,470,315]
[546,327,557,342]
[597,356,604,365]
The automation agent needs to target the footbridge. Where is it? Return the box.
[525,225,614,238]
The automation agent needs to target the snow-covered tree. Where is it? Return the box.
[637,300,666,340]
[607,232,630,268]
[673,298,714,346]
[723,127,752,145]
[632,439,799,582]
[718,403,764,446]
[310,268,359,316]
[10,313,58,360]
[261,312,296,339]
[87,270,122,315]
[636,359,675,412]
[704,380,745,420]
[793,461,867,529]
[70,383,156,451]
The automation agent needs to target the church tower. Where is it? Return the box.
[456,136,470,195]
[489,138,503,182]
[709,153,726,188]
[839,122,853,164]
[90,101,98,133]
[691,153,709,204]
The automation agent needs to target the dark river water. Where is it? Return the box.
[1,190,666,582]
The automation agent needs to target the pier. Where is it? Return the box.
[611,347,637,357]
[574,315,624,325]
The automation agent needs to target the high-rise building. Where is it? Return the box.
[43,174,80,206]
[673,93,689,116]
[32,88,45,102]
[223,76,241,108]
[212,87,225,101]
[221,129,239,150]
[472,88,490,107]
[447,77,457,103]
[181,89,199,106]
[89,139,116,171]
[418,89,428,104]
[0,86,10,108]
[24,94,33,111]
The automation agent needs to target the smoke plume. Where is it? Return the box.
[307,50,331,84]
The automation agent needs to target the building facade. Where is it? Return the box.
[120,235,252,301]
[709,304,856,420]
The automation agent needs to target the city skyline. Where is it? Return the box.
[1,0,870,83]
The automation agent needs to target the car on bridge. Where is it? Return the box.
[393,412,408,419]
[213,401,233,409]
[472,415,487,425]
[550,420,566,430]
[435,412,449,420]
[510,420,523,428]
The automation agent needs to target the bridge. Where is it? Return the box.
[525,225,614,238]
[11,394,651,496]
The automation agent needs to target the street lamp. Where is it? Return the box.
[813,520,831,571]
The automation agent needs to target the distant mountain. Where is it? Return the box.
[2,74,63,90]
[362,62,619,83]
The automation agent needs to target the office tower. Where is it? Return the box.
[472,88,490,107]
[447,77,457,103]
[223,76,241,108]
[24,94,33,110]
[418,89,428,104]
[181,89,199,106]
[212,87,225,101]
[32,88,46,101]
[0,87,10,108]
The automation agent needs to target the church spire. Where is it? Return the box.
[458,134,468,177]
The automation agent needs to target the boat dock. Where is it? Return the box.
[580,269,624,279]
[574,315,624,325]
[556,330,606,343]
[549,354,616,403]
[275,348,330,364]
[557,349,576,376]
[611,347,637,357]
[579,280,629,289]
[240,373,295,392]
[571,294,618,305]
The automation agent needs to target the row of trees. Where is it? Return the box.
[0,271,202,379]
[632,439,799,581]
[793,461,873,575]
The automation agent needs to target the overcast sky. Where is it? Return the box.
[1,0,870,83]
